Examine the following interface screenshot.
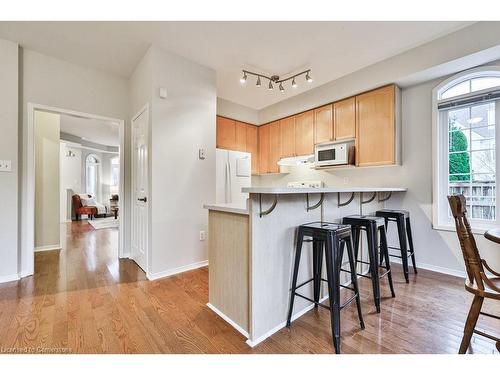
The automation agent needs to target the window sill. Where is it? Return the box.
[433,223,495,235]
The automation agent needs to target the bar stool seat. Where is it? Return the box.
[375,209,417,283]
[342,214,396,313]
[287,221,364,353]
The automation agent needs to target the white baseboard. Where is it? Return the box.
[390,257,466,278]
[34,244,62,252]
[0,273,20,284]
[206,303,249,338]
[147,260,208,281]
[246,294,330,348]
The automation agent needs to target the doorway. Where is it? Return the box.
[24,104,125,277]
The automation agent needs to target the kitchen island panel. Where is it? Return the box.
[208,210,250,334]
[248,193,322,345]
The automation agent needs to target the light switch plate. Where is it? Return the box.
[199,148,206,160]
[159,87,167,99]
[0,160,12,172]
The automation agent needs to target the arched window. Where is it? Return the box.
[433,67,500,231]
[110,156,120,193]
[86,154,100,198]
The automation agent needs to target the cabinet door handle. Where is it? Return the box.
[138,197,147,203]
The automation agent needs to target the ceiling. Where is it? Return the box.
[60,114,119,147]
[0,21,473,109]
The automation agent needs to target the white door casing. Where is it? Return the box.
[131,105,149,272]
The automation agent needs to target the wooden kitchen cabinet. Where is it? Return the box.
[246,124,259,175]
[280,116,296,157]
[355,85,396,166]
[295,110,314,156]
[235,121,247,152]
[258,124,270,174]
[334,97,356,140]
[216,116,236,150]
[269,121,281,173]
[314,104,333,144]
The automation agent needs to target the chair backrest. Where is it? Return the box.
[447,195,485,289]
[72,195,83,209]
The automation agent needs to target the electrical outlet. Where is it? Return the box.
[0,160,12,172]
[343,177,349,185]
[199,230,207,241]
[199,148,206,160]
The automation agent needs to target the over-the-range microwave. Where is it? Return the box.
[314,139,355,167]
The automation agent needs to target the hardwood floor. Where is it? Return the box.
[0,221,498,354]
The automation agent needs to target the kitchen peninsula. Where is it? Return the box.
[204,186,406,347]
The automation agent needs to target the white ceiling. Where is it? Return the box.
[0,21,472,109]
[60,114,119,147]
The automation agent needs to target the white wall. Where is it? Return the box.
[60,143,82,222]
[217,97,259,124]
[148,46,216,277]
[20,48,131,274]
[0,38,18,281]
[34,111,60,249]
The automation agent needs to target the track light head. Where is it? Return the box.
[292,78,297,88]
[240,72,247,84]
[268,80,273,90]
[306,72,313,83]
[279,83,284,92]
[256,76,261,87]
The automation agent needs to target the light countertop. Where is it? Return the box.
[241,187,407,194]
[204,202,249,215]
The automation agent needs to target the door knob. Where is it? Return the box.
[138,197,147,202]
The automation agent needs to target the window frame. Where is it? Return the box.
[432,66,500,233]
[85,153,100,199]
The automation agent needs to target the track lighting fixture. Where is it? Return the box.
[240,69,312,93]
[240,72,247,83]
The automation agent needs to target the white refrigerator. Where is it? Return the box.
[216,148,251,206]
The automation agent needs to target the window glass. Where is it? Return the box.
[470,77,500,92]
[446,101,496,221]
[441,80,470,99]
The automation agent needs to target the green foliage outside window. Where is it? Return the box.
[449,118,471,181]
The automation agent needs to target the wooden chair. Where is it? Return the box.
[448,195,500,353]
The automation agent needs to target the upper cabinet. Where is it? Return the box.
[295,110,314,156]
[216,84,399,174]
[269,121,281,173]
[246,125,259,175]
[334,97,356,140]
[216,116,259,174]
[355,85,396,167]
[216,117,236,149]
[280,116,296,158]
[258,124,270,175]
[314,105,333,144]
[235,121,247,152]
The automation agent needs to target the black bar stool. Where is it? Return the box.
[375,209,417,283]
[286,221,365,354]
[342,215,395,313]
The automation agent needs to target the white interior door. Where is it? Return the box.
[131,106,149,272]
